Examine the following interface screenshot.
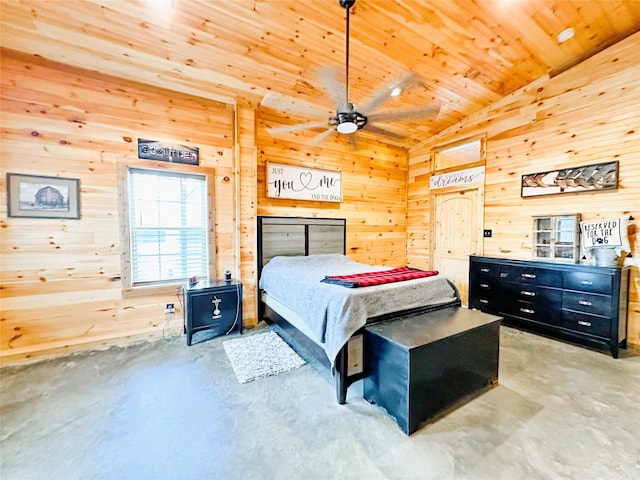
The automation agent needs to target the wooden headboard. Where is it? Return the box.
[257,216,346,279]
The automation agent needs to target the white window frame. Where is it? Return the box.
[118,159,215,297]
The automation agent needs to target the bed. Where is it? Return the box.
[257,216,462,404]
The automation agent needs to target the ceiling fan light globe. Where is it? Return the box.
[337,121,358,134]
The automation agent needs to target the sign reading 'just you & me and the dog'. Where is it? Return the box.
[266,162,342,202]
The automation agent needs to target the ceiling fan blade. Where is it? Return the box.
[316,66,346,109]
[266,121,329,136]
[309,128,336,147]
[359,71,423,114]
[347,132,360,150]
[367,104,440,123]
[363,124,406,141]
[261,92,328,119]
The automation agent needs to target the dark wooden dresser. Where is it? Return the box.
[469,255,630,357]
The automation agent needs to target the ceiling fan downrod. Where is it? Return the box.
[336,0,365,134]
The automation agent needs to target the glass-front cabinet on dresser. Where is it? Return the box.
[532,214,580,263]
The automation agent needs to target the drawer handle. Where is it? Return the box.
[578,320,592,327]
[480,268,490,273]
[521,273,536,279]
[480,283,489,288]
[578,300,592,306]
[480,299,489,304]
[521,290,536,296]
[580,280,593,286]
[520,308,535,314]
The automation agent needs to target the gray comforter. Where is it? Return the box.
[259,254,459,365]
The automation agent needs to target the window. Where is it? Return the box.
[120,163,214,294]
[433,137,483,171]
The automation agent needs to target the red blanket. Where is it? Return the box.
[321,266,439,288]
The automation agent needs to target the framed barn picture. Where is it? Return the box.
[7,173,80,219]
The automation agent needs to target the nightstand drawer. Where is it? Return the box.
[562,310,610,338]
[564,271,612,295]
[190,290,240,329]
[563,291,612,317]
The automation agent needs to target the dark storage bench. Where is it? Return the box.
[363,307,501,435]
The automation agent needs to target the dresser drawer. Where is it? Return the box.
[499,265,562,287]
[562,291,612,317]
[471,262,500,278]
[562,310,610,338]
[469,294,500,314]
[563,271,613,295]
[503,283,561,304]
[501,296,562,325]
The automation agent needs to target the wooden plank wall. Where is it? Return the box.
[0,49,408,364]
[407,33,640,347]
[0,49,238,363]
[255,112,409,267]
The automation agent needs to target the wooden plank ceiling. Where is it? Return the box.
[1,0,639,149]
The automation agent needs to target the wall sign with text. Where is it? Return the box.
[430,166,485,190]
[580,218,623,249]
[266,162,342,202]
[138,138,199,165]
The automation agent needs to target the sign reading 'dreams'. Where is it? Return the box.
[580,218,623,249]
[430,166,485,189]
[138,139,199,165]
[266,162,342,202]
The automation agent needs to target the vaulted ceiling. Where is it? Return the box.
[1,0,639,149]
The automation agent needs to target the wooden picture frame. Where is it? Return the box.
[521,161,618,198]
[7,173,80,219]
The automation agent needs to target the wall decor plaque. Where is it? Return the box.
[521,161,618,197]
[266,162,342,202]
[137,138,199,165]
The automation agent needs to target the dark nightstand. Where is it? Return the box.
[182,280,243,346]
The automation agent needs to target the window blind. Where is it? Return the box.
[128,168,208,285]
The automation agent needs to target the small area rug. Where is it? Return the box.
[223,330,306,384]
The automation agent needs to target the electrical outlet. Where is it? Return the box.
[165,303,175,314]
[483,229,493,238]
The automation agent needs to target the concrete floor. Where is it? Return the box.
[1,324,639,480]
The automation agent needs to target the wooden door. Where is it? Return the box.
[433,188,482,305]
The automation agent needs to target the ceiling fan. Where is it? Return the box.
[261,0,440,146]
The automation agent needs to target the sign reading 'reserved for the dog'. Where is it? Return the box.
[580,218,623,248]
[266,162,342,202]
